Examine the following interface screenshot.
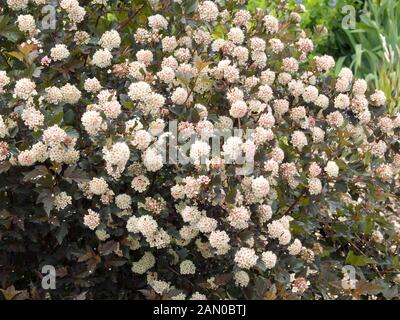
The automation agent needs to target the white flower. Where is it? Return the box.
[190,292,207,300]
[223,136,243,161]
[229,100,248,118]
[21,107,44,130]
[190,140,210,165]
[198,1,219,22]
[227,27,244,44]
[370,90,386,107]
[291,130,308,151]
[131,175,150,193]
[353,79,368,95]
[18,150,35,166]
[14,78,36,100]
[126,216,139,233]
[102,100,122,119]
[17,14,36,33]
[143,148,163,172]
[261,251,277,269]
[311,127,325,143]
[0,71,10,94]
[102,142,130,178]
[162,36,177,52]
[148,14,168,30]
[50,44,70,61]
[325,161,339,178]
[99,30,121,50]
[258,84,273,103]
[89,177,109,195]
[263,15,279,33]
[137,215,158,236]
[92,49,112,68]
[44,87,63,104]
[326,111,344,127]
[54,192,72,210]
[197,216,217,234]
[128,81,152,100]
[82,111,103,136]
[234,271,250,287]
[132,130,152,151]
[171,87,188,105]
[7,0,29,11]
[288,239,303,255]
[115,194,132,210]
[315,94,329,108]
[234,248,258,269]
[180,260,196,275]
[84,78,102,93]
[315,55,335,72]
[136,49,153,66]
[150,280,170,295]
[61,84,81,104]
[84,209,100,230]
[181,206,201,223]
[228,206,251,230]
[252,176,270,198]
[209,230,230,254]
[253,51,266,68]
[42,125,67,147]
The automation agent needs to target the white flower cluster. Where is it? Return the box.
[1,0,398,300]
[17,14,36,33]
[84,209,100,230]
[102,142,130,178]
[60,0,86,25]
[54,192,72,210]
[99,30,121,50]
[50,44,70,61]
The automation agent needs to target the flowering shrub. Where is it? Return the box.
[0,0,399,300]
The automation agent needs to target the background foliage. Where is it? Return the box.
[0,0,399,300]
[248,0,399,112]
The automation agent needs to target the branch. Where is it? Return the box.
[117,5,145,32]
[283,189,306,216]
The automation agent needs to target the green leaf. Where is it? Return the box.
[64,109,75,124]
[6,51,24,62]
[185,0,198,14]
[345,250,376,267]
[49,111,64,126]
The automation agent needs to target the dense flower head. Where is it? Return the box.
[0,0,399,301]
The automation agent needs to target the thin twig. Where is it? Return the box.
[95,5,105,29]
[117,4,145,31]
[283,189,306,216]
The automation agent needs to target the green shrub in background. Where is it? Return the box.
[336,0,400,113]
[249,0,399,113]
[248,0,364,56]
[292,0,364,56]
